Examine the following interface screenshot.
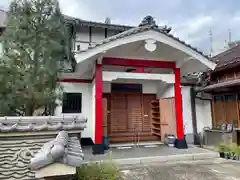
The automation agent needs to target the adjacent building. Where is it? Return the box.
[199,44,240,128]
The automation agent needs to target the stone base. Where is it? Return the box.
[175,138,188,149]
[81,138,94,146]
[92,144,104,155]
[35,163,75,179]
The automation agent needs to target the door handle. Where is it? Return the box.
[144,114,148,117]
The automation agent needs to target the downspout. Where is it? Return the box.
[191,88,212,146]
[190,87,199,145]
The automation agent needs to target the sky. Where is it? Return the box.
[1,0,240,55]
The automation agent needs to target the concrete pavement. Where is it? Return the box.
[121,159,240,180]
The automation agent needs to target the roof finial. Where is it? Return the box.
[105,17,111,24]
[139,16,157,27]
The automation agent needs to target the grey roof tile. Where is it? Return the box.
[29,131,84,170]
[63,15,133,31]
[0,116,87,179]
[78,25,208,59]
[0,115,87,132]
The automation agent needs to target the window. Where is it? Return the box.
[62,93,82,113]
[77,45,81,51]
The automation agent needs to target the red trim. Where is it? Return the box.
[135,68,145,73]
[103,57,176,69]
[174,68,184,140]
[95,63,103,144]
[57,78,92,83]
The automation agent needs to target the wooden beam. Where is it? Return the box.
[103,57,176,69]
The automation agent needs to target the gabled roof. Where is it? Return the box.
[211,44,240,72]
[75,24,216,70]
[80,24,207,58]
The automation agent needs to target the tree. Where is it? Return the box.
[0,0,70,116]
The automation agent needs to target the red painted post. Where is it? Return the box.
[174,68,185,140]
[95,63,103,144]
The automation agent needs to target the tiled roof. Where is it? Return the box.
[78,25,208,58]
[64,15,133,31]
[29,131,84,170]
[0,116,87,180]
[197,79,240,92]
[211,44,240,72]
[0,115,87,132]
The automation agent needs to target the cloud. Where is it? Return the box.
[1,0,240,55]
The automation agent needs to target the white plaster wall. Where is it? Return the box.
[196,98,212,133]
[160,85,174,98]
[92,27,105,42]
[74,27,120,52]
[55,82,94,139]
[75,42,89,51]
[107,29,119,37]
[182,87,193,135]
[75,26,89,42]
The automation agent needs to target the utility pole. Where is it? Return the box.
[209,29,213,57]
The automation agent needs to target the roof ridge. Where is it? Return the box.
[87,25,169,49]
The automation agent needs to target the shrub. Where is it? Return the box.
[216,143,229,152]
[76,161,122,180]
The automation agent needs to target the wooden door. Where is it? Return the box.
[159,98,176,141]
[127,93,143,132]
[110,92,128,133]
[213,96,226,125]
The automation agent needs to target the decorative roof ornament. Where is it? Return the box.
[105,17,111,24]
[139,16,157,27]
[29,131,84,170]
[139,15,171,33]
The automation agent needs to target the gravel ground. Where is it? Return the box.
[121,160,240,180]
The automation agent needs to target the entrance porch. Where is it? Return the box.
[72,22,216,154]
[82,144,217,164]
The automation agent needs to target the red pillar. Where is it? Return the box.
[92,63,104,154]
[95,63,103,144]
[174,68,187,149]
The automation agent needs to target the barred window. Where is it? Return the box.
[62,93,82,113]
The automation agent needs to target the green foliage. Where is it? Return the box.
[216,143,229,153]
[76,162,122,180]
[229,143,240,157]
[0,0,70,116]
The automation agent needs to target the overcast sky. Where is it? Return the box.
[1,0,240,55]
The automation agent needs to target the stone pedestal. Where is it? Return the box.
[35,163,76,179]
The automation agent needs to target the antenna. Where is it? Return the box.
[209,29,213,57]
[228,28,232,44]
